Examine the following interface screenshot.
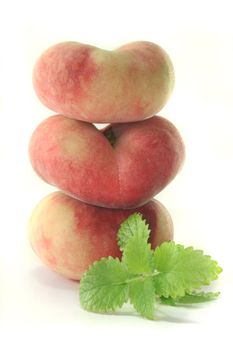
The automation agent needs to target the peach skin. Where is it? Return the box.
[33,41,174,123]
[28,191,174,280]
[29,115,185,209]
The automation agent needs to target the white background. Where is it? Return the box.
[0,0,233,348]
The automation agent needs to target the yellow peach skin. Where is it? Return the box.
[33,41,174,123]
[28,192,174,280]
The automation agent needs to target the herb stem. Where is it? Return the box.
[125,270,160,284]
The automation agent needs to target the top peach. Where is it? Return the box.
[33,41,175,123]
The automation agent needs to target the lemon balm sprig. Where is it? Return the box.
[80,214,222,320]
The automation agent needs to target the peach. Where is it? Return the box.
[29,115,185,209]
[28,191,174,280]
[33,41,174,123]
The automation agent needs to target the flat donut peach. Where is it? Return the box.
[29,115,185,208]
[28,191,174,280]
[33,41,174,123]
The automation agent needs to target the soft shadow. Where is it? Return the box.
[155,305,200,324]
[155,311,198,324]
[28,266,78,291]
[88,303,199,323]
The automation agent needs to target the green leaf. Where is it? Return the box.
[79,213,222,320]
[159,296,177,306]
[122,232,153,274]
[153,241,222,298]
[79,257,129,312]
[176,291,220,304]
[129,277,155,320]
[160,291,220,306]
[117,213,150,252]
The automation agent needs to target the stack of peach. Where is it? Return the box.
[28,41,185,280]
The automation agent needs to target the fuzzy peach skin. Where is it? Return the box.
[28,191,174,280]
[29,115,185,209]
[33,41,174,123]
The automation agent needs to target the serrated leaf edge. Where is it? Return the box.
[79,256,129,312]
[117,212,150,252]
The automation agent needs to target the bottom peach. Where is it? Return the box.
[28,191,173,280]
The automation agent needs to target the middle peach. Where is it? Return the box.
[29,115,185,208]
